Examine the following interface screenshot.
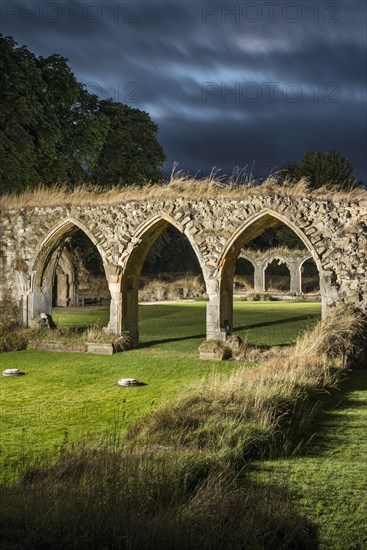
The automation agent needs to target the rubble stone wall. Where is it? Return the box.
[1,194,366,343]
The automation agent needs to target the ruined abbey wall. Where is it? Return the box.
[0,193,366,343]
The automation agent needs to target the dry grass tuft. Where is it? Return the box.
[139,274,206,302]
[0,448,316,549]
[294,305,363,359]
[233,275,253,292]
[1,173,366,210]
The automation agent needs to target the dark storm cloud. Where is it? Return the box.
[1,0,366,181]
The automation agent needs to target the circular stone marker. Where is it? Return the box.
[117,378,139,387]
[3,369,25,377]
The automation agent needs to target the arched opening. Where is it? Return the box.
[234,257,255,293]
[121,216,206,347]
[52,248,77,308]
[301,258,320,295]
[264,259,291,292]
[30,219,110,328]
[140,225,204,302]
[215,211,325,342]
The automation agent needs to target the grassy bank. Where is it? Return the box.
[126,307,359,464]
[252,370,367,549]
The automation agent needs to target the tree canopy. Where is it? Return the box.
[280,151,360,190]
[92,101,166,186]
[0,35,166,194]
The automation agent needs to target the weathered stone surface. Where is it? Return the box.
[0,195,366,344]
[3,368,25,376]
[87,342,114,355]
[27,341,87,353]
[117,378,139,386]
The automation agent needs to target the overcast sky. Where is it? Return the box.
[1,0,366,182]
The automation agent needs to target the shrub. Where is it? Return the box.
[0,331,28,352]
[0,296,27,352]
[139,274,206,302]
[0,295,19,335]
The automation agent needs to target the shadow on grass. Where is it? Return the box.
[234,314,320,333]
[139,332,206,348]
[270,370,367,460]
[139,314,319,348]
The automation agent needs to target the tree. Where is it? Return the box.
[0,35,108,193]
[35,54,108,185]
[0,36,41,192]
[142,226,200,274]
[280,151,360,190]
[247,225,304,251]
[0,35,166,194]
[91,100,166,186]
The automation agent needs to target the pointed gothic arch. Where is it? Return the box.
[29,218,110,323]
[115,213,207,345]
[216,209,324,335]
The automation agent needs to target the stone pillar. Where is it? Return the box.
[69,275,77,306]
[19,294,29,326]
[289,261,302,294]
[220,287,233,334]
[56,273,69,306]
[30,262,53,325]
[105,265,124,336]
[319,269,340,319]
[105,264,140,347]
[30,287,52,325]
[15,271,32,326]
[217,269,234,337]
[254,262,265,292]
[122,274,139,347]
[206,278,227,341]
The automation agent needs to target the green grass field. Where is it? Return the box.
[1,300,367,547]
[1,301,320,479]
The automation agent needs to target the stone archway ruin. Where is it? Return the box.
[214,210,326,337]
[26,218,111,325]
[108,213,208,346]
[238,248,314,294]
[52,248,77,307]
[1,192,366,345]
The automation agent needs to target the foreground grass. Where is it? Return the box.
[1,302,320,480]
[3,373,364,549]
[0,348,232,481]
[0,304,363,549]
[0,453,317,550]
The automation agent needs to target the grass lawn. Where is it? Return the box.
[0,301,320,480]
[252,370,367,549]
[52,299,321,348]
[2,300,366,546]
